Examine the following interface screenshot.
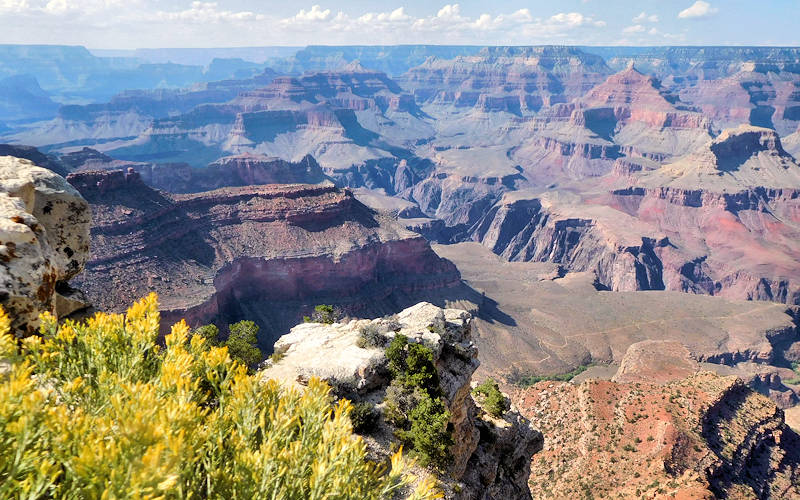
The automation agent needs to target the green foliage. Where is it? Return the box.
[0,295,440,499]
[387,334,409,376]
[401,392,452,468]
[350,401,380,434]
[192,323,220,345]
[472,378,510,418]
[225,320,262,369]
[382,335,451,469]
[785,362,800,385]
[356,324,385,349]
[508,364,593,387]
[304,304,340,324]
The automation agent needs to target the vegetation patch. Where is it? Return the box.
[0,295,439,499]
[356,324,385,349]
[383,334,453,469]
[472,378,510,418]
[508,364,594,387]
[304,304,342,324]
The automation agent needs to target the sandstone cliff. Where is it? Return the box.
[260,302,543,499]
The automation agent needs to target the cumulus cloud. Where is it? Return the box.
[678,1,718,19]
[277,4,607,42]
[633,12,659,23]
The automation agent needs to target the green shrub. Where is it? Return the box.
[225,320,262,369]
[357,324,385,349]
[303,304,341,324]
[387,333,409,376]
[472,378,510,418]
[192,323,220,345]
[0,295,440,499]
[350,401,380,434]
[382,335,451,469]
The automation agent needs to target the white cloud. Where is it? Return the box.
[623,24,645,33]
[633,12,659,23]
[678,1,718,19]
[291,4,331,22]
[0,0,28,12]
[156,2,263,23]
[548,12,605,28]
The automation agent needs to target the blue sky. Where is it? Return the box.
[0,0,797,48]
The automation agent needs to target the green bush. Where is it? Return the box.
[225,320,262,369]
[304,304,341,324]
[387,334,409,376]
[192,323,220,345]
[0,295,440,499]
[350,401,380,434]
[472,378,510,418]
[357,324,385,349]
[382,335,451,469]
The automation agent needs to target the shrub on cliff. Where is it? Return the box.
[383,334,452,469]
[226,320,262,369]
[472,378,510,418]
[357,324,385,349]
[0,295,439,499]
[304,304,341,324]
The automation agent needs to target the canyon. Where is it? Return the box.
[67,168,462,347]
[3,42,800,498]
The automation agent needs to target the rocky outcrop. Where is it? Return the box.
[517,370,800,499]
[0,156,91,334]
[400,46,611,111]
[260,302,543,499]
[128,153,329,193]
[68,169,461,347]
[469,194,668,291]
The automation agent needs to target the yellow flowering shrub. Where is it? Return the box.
[0,294,440,499]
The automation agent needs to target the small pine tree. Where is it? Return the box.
[225,320,262,369]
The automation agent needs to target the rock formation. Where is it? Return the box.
[68,168,461,348]
[0,156,91,334]
[260,302,543,499]
[517,352,800,499]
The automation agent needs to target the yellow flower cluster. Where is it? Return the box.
[0,294,440,499]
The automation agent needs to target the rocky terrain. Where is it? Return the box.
[67,168,462,348]
[0,155,90,334]
[516,341,800,499]
[432,242,800,408]
[261,301,542,499]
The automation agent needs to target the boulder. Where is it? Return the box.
[0,156,90,334]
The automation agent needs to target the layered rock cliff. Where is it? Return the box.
[68,169,461,347]
[260,302,543,499]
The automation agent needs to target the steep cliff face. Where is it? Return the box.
[260,302,543,499]
[516,345,800,499]
[465,126,800,303]
[68,169,461,347]
[0,156,91,334]
[400,46,611,111]
[469,193,668,292]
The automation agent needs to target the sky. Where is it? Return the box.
[0,0,797,48]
